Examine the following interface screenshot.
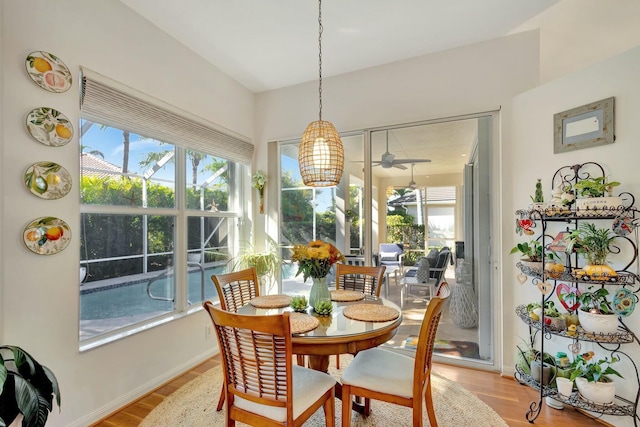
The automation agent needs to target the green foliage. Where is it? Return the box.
[568,223,616,265]
[569,353,623,383]
[313,299,333,316]
[574,176,621,198]
[530,178,544,203]
[578,287,613,314]
[510,240,543,262]
[290,295,308,312]
[0,345,60,427]
[232,241,282,280]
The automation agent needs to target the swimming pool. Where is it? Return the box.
[80,266,224,320]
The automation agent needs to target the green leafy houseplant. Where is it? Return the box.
[511,240,543,262]
[578,287,613,314]
[0,345,60,427]
[568,352,623,383]
[574,176,621,198]
[232,241,282,280]
[567,223,616,266]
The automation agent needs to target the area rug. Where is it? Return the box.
[141,355,507,426]
[405,337,481,359]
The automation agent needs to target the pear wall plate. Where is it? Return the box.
[24,161,72,199]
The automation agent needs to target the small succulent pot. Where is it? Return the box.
[290,295,309,313]
[313,298,333,316]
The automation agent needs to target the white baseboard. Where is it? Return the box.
[70,349,216,427]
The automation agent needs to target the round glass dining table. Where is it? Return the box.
[238,295,403,373]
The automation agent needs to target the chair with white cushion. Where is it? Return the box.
[340,294,449,427]
[211,267,260,410]
[203,302,336,427]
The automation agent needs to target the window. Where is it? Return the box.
[79,69,251,346]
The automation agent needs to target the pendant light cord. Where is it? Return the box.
[318,0,323,121]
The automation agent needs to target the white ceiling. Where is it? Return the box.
[118,0,558,181]
[119,0,558,93]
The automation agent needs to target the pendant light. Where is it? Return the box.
[298,0,344,187]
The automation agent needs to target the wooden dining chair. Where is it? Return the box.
[335,263,386,297]
[340,294,449,427]
[331,263,387,369]
[202,302,337,427]
[211,267,260,411]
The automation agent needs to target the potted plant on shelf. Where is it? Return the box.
[567,223,618,281]
[574,176,621,216]
[527,301,566,330]
[529,178,545,211]
[511,239,557,274]
[576,287,618,334]
[0,345,60,427]
[569,351,623,404]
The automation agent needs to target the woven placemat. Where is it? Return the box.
[289,313,320,334]
[331,290,365,302]
[342,304,399,322]
[249,295,292,308]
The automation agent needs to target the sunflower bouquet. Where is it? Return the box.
[291,240,345,282]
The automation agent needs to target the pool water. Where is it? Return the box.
[80,266,224,320]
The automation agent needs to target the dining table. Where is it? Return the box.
[237,292,403,411]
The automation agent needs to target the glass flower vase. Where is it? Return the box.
[309,277,331,310]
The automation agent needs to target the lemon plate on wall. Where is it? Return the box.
[25,51,72,93]
[26,107,74,147]
[23,216,71,255]
[24,162,72,200]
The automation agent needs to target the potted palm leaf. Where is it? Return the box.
[0,345,60,427]
[567,223,617,281]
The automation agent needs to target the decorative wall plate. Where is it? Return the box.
[26,107,73,147]
[24,162,72,199]
[612,287,637,317]
[23,216,71,255]
[25,51,72,93]
[612,213,635,237]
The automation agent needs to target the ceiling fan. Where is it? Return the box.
[374,131,431,170]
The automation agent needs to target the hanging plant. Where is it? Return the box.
[252,170,266,214]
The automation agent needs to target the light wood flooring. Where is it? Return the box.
[91,356,609,427]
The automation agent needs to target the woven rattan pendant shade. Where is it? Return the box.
[299,120,344,187]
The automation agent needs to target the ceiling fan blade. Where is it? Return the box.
[393,158,431,164]
[392,164,408,170]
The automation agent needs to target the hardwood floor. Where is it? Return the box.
[92,356,609,427]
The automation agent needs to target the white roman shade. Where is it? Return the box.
[80,67,253,164]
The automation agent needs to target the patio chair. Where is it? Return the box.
[202,303,336,427]
[401,249,451,307]
[211,267,260,411]
[340,294,449,427]
[376,243,404,270]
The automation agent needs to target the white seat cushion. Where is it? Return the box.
[235,364,336,422]
[341,347,415,398]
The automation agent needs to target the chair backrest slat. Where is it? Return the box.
[212,267,259,313]
[335,264,386,297]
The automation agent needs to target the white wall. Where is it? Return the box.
[1,1,254,425]
[511,0,640,84]
[503,46,640,427]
